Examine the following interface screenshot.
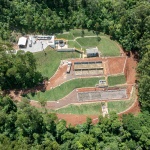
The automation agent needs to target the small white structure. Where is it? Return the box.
[18,37,27,48]
[95,80,108,87]
[37,35,55,48]
[47,36,55,48]
[86,47,99,57]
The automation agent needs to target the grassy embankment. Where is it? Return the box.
[34,47,80,78]
[25,77,105,101]
[25,74,126,102]
[56,29,120,56]
[107,75,126,86]
[56,86,135,115]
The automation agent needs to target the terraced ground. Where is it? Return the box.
[56,29,120,56]
[23,29,138,119]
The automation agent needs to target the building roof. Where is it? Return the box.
[86,47,99,54]
[47,36,55,46]
[18,37,27,46]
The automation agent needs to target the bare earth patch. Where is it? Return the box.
[9,47,140,126]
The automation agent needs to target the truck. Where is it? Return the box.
[66,62,72,73]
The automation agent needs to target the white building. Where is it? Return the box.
[18,37,27,48]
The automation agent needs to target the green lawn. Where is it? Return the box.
[108,87,136,113]
[55,30,120,56]
[68,41,81,49]
[97,37,120,56]
[24,77,104,101]
[56,33,74,40]
[24,74,126,101]
[56,103,102,115]
[108,75,126,86]
[76,37,120,56]
[76,37,100,50]
[56,87,135,115]
[34,48,80,78]
[70,29,100,37]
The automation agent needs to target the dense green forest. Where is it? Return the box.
[0,96,150,149]
[0,0,149,56]
[0,50,43,89]
[0,0,150,149]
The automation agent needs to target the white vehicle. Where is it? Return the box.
[66,65,71,73]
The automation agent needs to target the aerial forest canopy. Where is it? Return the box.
[0,96,150,149]
[0,0,150,56]
[0,50,43,89]
[0,0,150,149]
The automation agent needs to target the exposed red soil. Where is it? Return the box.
[53,54,139,125]
[77,87,102,92]
[69,56,126,75]
[45,56,126,90]
[57,114,99,126]
[107,57,126,75]
[46,64,68,90]
[124,54,137,84]
[126,85,132,98]
[9,49,140,125]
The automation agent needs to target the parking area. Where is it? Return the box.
[20,37,50,53]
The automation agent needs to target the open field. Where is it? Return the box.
[25,77,104,101]
[76,37,99,50]
[25,74,126,101]
[76,37,120,56]
[70,29,101,37]
[34,48,80,78]
[56,33,74,40]
[53,87,136,115]
[55,29,120,56]
[56,29,100,39]
[97,37,120,56]
[108,87,136,113]
[108,74,126,86]
[68,41,81,49]
[56,103,102,115]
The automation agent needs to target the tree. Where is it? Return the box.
[0,50,43,89]
[137,51,150,109]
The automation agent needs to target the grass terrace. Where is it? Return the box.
[108,74,126,86]
[68,41,81,49]
[56,103,102,115]
[25,77,104,101]
[108,87,136,113]
[76,37,99,50]
[76,37,120,56]
[55,29,120,56]
[97,37,120,56]
[56,87,136,115]
[70,29,100,37]
[34,48,80,78]
[56,33,74,40]
[24,74,126,101]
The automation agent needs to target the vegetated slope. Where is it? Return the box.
[25,77,104,101]
[0,96,150,149]
[34,48,80,78]
[0,0,149,56]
